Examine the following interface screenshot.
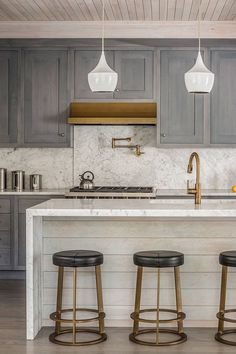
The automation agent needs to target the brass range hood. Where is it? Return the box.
[68,102,156,125]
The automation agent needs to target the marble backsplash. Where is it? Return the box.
[0,125,236,189]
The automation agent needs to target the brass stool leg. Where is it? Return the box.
[156,268,161,344]
[55,266,64,334]
[174,266,183,333]
[133,266,143,334]
[95,265,105,334]
[218,265,228,334]
[72,267,77,344]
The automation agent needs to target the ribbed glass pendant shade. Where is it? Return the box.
[88,51,118,92]
[184,51,215,94]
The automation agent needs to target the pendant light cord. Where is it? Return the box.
[102,0,105,52]
[198,0,201,52]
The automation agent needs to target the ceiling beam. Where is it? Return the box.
[0,20,235,38]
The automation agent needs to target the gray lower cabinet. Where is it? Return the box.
[211,50,236,144]
[0,197,13,270]
[0,50,18,145]
[16,196,62,269]
[24,50,69,147]
[74,50,153,100]
[160,50,204,145]
[114,50,153,99]
[0,195,63,271]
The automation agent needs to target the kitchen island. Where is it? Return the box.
[26,198,236,339]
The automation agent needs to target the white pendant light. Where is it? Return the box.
[184,2,214,94]
[88,0,118,92]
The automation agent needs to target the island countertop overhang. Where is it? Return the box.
[26,198,236,218]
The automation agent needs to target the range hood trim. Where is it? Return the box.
[68,102,157,125]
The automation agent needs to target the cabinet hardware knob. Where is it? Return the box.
[115,88,120,92]
[59,133,65,137]
[161,133,166,137]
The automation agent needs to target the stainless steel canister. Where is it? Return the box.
[30,174,42,191]
[0,168,7,191]
[12,170,25,191]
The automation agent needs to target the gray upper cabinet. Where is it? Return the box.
[24,50,69,146]
[74,50,114,99]
[211,50,236,144]
[160,50,204,145]
[74,49,153,100]
[114,50,153,99]
[0,50,18,145]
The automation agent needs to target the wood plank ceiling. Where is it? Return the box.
[0,0,235,21]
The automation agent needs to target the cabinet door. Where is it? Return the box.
[17,197,50,268]
[160,50,204,144]
[114,50,153,99]
[0,50,18,144]
[211,50,236,144]
[0,197,12,270]
[24,50,69,146]
[74,50,114,99]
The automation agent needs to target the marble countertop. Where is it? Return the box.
[0,188,67,195]
[0,188,235,197]
[26,198,236,218]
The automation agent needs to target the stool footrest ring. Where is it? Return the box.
[50,308,105,324]
[131,308,186,324]
[216,309,236,324]
[215,329,236,346]
[129,328,187,346]
[49,328,107,346]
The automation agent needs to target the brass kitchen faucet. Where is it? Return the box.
[187,152,201,204]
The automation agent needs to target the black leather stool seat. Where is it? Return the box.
[53,250,103,267]
[133,250,184,268]
[219,251,236,267]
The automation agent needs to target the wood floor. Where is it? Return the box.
[1,280,236,354]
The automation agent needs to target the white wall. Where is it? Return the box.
[0,126,236,189]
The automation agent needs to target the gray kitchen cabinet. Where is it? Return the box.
[74,50,114,99]
[0,197,13,270]
[211,50,236,144]
[114,50,153,99]
[0,50,18,145]
[74,50,153,100]
[24,50,69,147]
[16,195,62,269]
[160,50,204,145]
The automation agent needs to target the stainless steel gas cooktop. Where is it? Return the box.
[65,186,155,199]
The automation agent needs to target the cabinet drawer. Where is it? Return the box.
[0,214,10,230]
[0,199,10,213]
[19,198,49,213]
[0,231,10,248]
[0,249,11,265]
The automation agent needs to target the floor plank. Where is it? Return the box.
[0,280,236,353]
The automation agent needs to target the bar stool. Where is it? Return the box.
[49,250,107,346]
[215,251,236,346]
[129,250,187,346]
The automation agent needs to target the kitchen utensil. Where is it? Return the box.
[12,170,25,191]
[79,171,94,190]
[0,168,7,191]
[30,174,42,191]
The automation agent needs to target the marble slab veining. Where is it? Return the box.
[27,198,236,218]
[1,126,236,190]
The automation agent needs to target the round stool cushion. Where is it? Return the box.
[53,250,103,267]
[219,251,236,267]
[133,250,184,268]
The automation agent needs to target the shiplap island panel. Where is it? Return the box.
[26,198,236,339]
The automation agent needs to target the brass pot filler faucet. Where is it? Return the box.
[187,152,201,204]
[112,137,144,157]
